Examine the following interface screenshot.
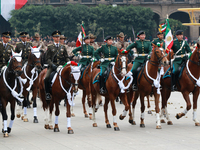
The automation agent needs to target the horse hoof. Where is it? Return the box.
[93,123,97,127]
[54,128,60,132]
[71,113,75,117]
[33,118,39,123]
[3,132,9,137]
[106,124,111,128]
[119,115,125,120]
[68,130,74,134]
[95,108,98,113]
[49,125,54,130]
[7,127,11,133]
[114,127,120,131]
[161,119,166,123]
[21,116,24,120]
[156,125,162,129]
[148,110,152,114]
[195,122,200,126]
[129,120,136,125]
[17,114,21,118]
[176,114,180,119]
[89,115,92,120]
[140,124,145,128]
[85,114,89,118]
[44,124,49,129]
[167,121,173,125]
[23,118,28,122]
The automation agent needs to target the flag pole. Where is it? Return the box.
[81,21,84,52]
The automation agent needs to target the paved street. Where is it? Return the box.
[0,91,200,150]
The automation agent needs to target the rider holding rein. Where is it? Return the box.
[72,36,94,70]
[171,30,191,91]
[94,36,118,94]
[126,31,152,90]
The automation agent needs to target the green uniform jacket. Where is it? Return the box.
[126,39,152,63]
[152,38,165,49]
[0,43,13,68]
[72,44,94,67]
[46,43,70,67]
[94,44,118,74]
[15,41,33,63]
[171,40,191,74]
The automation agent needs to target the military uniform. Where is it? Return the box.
[0,42,13,68]
[72,44,94,68]
[90,42,99,51]
[152,38,165,49]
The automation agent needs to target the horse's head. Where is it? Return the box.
[70,64,81,93]
[152,43,168,66]
[10,50,23,77]
[116,49,129,77]
[30,46,42,72]
[190,42,200,66]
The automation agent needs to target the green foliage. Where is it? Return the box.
[9,4,156,40]
[160,18,188,36]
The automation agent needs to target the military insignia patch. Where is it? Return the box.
[7,50,11,53]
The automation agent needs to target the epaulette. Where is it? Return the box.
[47,44,53,47]
[27,41,32,44]
[16,42,21,45]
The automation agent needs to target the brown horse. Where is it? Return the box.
[78,60,100,119]
[16,46,42,122]
[160,43,200,126]
[0,51,23,137]
[39,62,81,134]
[91,50,132,131]
[127,44,168,129]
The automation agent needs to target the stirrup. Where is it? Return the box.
[171,85,177,92]
[132,84,138,91]
[100,87,106,94]
[45,93,52,100]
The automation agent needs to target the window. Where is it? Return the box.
[50,0,60,2]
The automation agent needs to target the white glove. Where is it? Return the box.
[111,62,115,66]
[134,54,138,57]
[100,58,104,63]
[79,55,82,59]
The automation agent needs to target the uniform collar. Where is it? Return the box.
[106,43,111,47]
[22,41,26,45]
[54,42,60,47]
[3,42,7,46]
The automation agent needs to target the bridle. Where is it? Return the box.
[27,52,41,67]
[149,47,166,67]
[9,56,22,74]
[114,54,128,76]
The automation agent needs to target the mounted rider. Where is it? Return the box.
[44,30,70,100]
[170,30,191,91]
[94,36,118,94]
[152,32,165,49]
[0,31,13,73]
[126,31,152,90]
[32,33,46,53]
[72,36,94,71]
[89,34,99,51]
[15,32,33,65]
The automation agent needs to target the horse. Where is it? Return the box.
[39,62,81,134]
[91,49,133,131]
[160,43,200,126]
[0,51,24,137]
[78,60,101,119]
[127,44,168,129]
[16,46,42,122]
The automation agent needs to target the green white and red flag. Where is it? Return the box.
[0,0,27,21]
[158,22,167,33]
[76,22,86,47]
[165,19,173,54]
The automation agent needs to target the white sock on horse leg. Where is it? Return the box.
[160,108,165,119]
[24,107,27,115]
[33,108,37,116]
[49,114,52,125]
[132,108,135,121]
[55,116,58,124]
[182,109,188,115]
[141,112,145,119]
[165,107,171,121]
[3,120,7,131]
[113,115,117,123]
[9,120,14,128]
[44,109,48,124]
[156,113,161,126]
[193,109,199,123]
[67,117,71,128]
[89,107,92,114]
[122,110,128,117]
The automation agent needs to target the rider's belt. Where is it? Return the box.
[175,54,187,58]
[104,57,114,61]
[82,55,91,58]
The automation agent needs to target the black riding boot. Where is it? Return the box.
[171,73,177,91]
[99,75,106,94]
[44,78,52,100]
[132,73,138,91]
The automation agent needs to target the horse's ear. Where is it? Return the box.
[30,46,34,53]
[19,50,22,56]
[12,49,15,56]
[152,43,156,49]
[197,42,200,48]
[38,45,42,50]
[117,49,121,54]
[160,43,163,47]
[78,65,81,70]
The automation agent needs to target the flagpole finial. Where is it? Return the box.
[82,21,84,24]
[167,14,169,19]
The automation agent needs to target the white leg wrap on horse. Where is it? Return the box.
[89,107,92,114]
[49,114,52,124]
[132,108,135,120]
[113,115,117,123]
[193,109,199,123]
[156,113,161,125]
[93,107,96,123]
[183,109,188,115]
[160,108,165,119]
[24,107,27,115]
[55,116,59,124]
[122,110,128,117]
[33,108,37,116]
[44,109,48,124]
[95,104,99,110]
[141,112,145,119]
[9,120,14,128]
[4,120,7,131]
[67,117,71,128]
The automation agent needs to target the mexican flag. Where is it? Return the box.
[76,22,86,47]
[0,0,27,21]
[165,19,173,54]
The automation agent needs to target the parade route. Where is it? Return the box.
[0,91,200,150]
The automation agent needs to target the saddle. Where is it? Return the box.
[163,61,186,79]
[49,70,57,93]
